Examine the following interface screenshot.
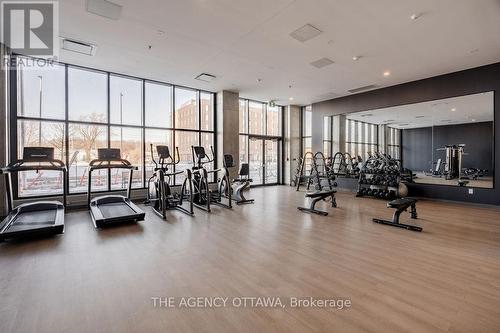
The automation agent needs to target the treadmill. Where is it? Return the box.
[0,147,66,242]
[87,148,145,228]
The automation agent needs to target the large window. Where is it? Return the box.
[68,67,108,123]
[239,99,282,184]
[302,105,312,155]
[387,127,401,160]
[323,116,333,157]
[175,88,198,130]
[301,105,312,172]
[345,119,378,160]
[13,56,216,198]
[239,99,282,159]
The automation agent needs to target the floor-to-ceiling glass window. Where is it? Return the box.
[345,119,378,160]
[301,105,313,172]
[387,127,401,160]
[13,56,216,199]
[239,99,282,185]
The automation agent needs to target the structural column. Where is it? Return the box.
[283,105,301,185]
[216,90,240,180]
[0,44,8,216]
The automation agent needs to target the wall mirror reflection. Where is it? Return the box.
[337,92,494,188]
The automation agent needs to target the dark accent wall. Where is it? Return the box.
[402,127,433,172]
[312,62,499,205]
[402,122,493,173]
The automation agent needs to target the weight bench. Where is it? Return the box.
[372,198,422,232]
[297,190,337,216]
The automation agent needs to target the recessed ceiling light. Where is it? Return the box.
[289,97,294,101]
[471,119,476,122]
[257,78,263,83]
[451,108,456,112]
[410,13,420,20]
[383,71,391,77]
[352,56,360,61]
[156,30,165,36]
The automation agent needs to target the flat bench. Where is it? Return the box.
[372,198,422,232]
[297,190,337,216]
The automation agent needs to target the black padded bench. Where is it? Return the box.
[372,198,422,232]
[297,190,337,216]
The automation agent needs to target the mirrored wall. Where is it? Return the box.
[334,92,494,188]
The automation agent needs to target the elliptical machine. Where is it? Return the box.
[191,146,232,212]
[145,145,194,219]
[223,154,254,205]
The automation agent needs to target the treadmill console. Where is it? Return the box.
[23,147,55,161]
[156,146,171,159]
[98,148,122,160]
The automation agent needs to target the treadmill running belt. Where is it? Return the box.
[7,210,57,232]
[98,202,137,219]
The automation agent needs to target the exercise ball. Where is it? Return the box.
[398,183,409,197]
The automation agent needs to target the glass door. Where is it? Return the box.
[248,137,280,185]
[265,139,279,184]
[249,138,264,185]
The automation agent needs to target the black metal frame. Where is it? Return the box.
[9,54,217,200]
[238,98,284,186]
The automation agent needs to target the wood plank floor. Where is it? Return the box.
[1,186,500,333]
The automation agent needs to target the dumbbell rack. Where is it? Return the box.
[356,171,400,200]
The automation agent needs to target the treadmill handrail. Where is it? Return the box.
[3,159,67,172]
[87,158,136,208]
[0,159,67,212]
[88,158,137,171]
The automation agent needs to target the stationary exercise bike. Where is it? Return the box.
[145,144,194,219]
[223,154,254,205]
[191,146,232,212]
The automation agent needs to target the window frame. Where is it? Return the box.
[9,55,217,199]
[345,118,379,160]
[238,98,284,185]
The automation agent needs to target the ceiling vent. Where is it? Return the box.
[315,92,339,101]
[310,57,334,69]
[86,0,123,20]
[290,24,322,42]
[195,73,216,83]
[348,84,377,94]
[61,38,97,56]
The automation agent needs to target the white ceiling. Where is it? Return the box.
[58,0,500,105]
[347,91,494,129]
